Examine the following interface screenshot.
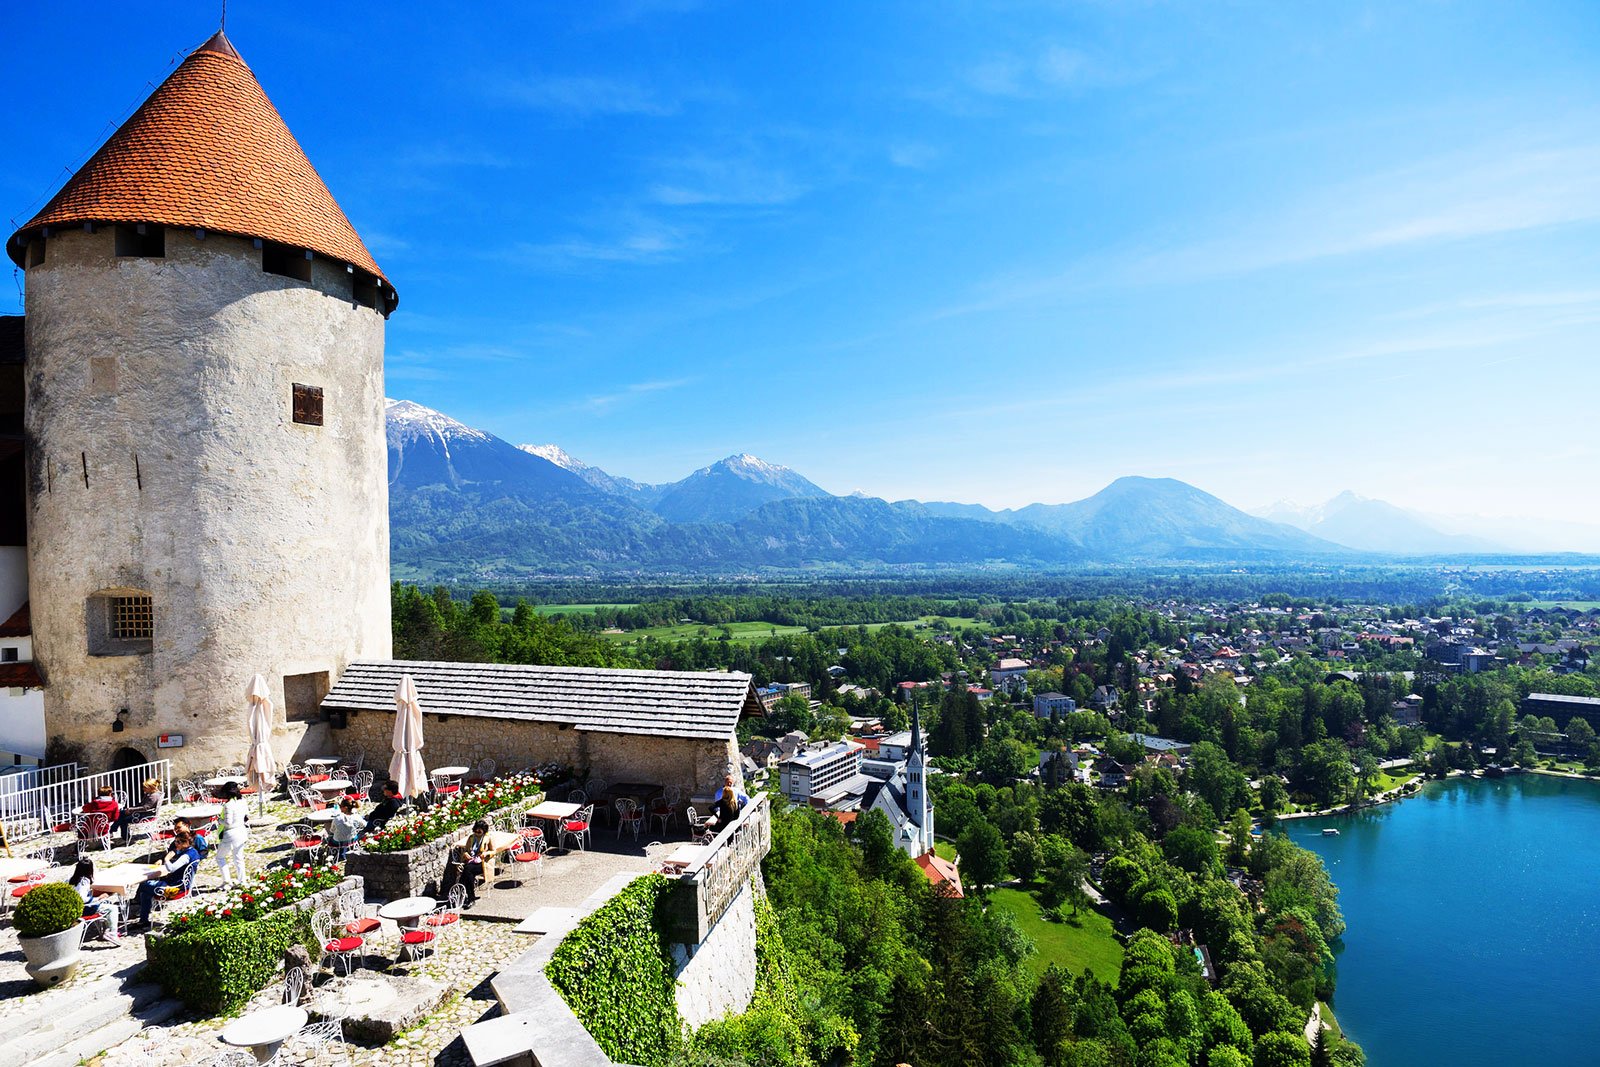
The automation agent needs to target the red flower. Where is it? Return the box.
[274,891,285,899]
[222,909,233,918]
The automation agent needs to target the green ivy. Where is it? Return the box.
[546,874,683,1067]
[145,906,317,1013]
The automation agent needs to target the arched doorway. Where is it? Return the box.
[111,746,147,770]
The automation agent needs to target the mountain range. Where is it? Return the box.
[385,399,1361,578]
[385,398,1600,579]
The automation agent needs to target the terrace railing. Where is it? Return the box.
[668,791,771,943]
[0,758,171,842]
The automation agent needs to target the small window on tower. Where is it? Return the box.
[262,241,313,282]
[114,225,164,258]
[111,596,153,640]
[25,238,45,268]
[292,383,324,426]
[87,589,153,656]
[1,648,16,663]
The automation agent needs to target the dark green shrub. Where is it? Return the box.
[145,906,317,1013]
[14,881,83,938]
[546,874,681,1066]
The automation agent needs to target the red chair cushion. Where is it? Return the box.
[563,821,588,833]
[324,936,364,952]
[424,912,459,926]
[53,823,73,833]
[308,774,329,783]
[345,917,381,934]
[436,784,460,795]
[513,852,541,863]
[294,838,323,849]
[11,884,36,898]
[401,929,435,945]
[7,874,34,884]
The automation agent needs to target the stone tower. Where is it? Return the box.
[5,32,396,774]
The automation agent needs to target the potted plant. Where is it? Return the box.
[14,881,87,987]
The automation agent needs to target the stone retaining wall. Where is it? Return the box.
[346,793,543,901]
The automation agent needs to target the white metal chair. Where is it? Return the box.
[75,811,113,853]
[285,980,352,1065]
[399,906,445,965]
[686,806,715,845]
[292,823,325,865]
[314,909,364,977]
[506,835,546,887]
[431,770,461,799]
[649,788,681,837]
[113,789,130,809]
[560,804,594,852]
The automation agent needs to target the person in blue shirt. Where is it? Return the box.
[127,829,199,930]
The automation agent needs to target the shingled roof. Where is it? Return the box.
[8,31,391,295]
[322,660,764,741]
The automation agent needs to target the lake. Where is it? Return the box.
[1283,774,1600,1066]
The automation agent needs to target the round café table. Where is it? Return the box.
[203,775,248,788]
[0,857,49,881]
[302,808,339,825]
[171,803,221,820]
[378,895,436,961]
[433,765,469,778]
[304,758,339,768]
[219,1003,307,1063]
[312,778,353,796]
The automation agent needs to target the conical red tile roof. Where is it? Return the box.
[8,32,391,291]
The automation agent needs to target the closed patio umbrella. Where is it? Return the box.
[390,674,429,799]
[244,673,278,815]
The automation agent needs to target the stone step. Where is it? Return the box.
[0,979,171,1067]
[30,996,183,1067]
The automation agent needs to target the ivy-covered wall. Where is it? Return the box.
[546,873,684,1067]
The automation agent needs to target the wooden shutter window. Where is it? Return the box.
[292,383,324,426]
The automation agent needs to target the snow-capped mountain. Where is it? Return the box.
[517,443,652,499]
[387,399,587,496]
[650,453,831,524]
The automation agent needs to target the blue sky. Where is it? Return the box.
[5,1,1599,525]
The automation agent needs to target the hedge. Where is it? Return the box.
[145,905,318,1013]
[546,874,682,1066]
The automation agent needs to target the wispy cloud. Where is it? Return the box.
[506,218,692,270]
[487,74,677,117]
[581,377,695,413]
[646,154,809,206]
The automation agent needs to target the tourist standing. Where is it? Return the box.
[214,781,250,886]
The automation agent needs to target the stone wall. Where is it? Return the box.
[346,792,544,900]
[24,227,391,776]
[672,876,759,1030]
[336,710,740,805]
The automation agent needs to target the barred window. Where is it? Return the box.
[111,596,153,640]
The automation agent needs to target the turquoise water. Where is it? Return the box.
[1283,774,1600,1066]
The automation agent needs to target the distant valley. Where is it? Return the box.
[384,399,1591,580]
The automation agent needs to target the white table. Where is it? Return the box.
[660,844,711,873]
[434,765,469,778]
[0,857,48,881]
[203,775,247,788]
[526,800,580,822]
[313,778,353,795]
[219,1003,307,1064]
[302,808,339,824]
[171,803,221,820]
[378,895,436,927]
[304,758,339,768]
[91,863,160,895]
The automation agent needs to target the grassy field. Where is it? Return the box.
[1524,600,1600,610]
[529,602,638,616]
[934,840,957,861]
[1374,770,1419,793]
[988,886,1124,985]
[600,620,810,643]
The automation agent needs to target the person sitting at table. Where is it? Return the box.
[214,781,251,887]
[82,785,120,824]
[443,820,491,907]
[366,779,407,833]
[112,778,164,844]
[327,796,367,861]
[170,816,209,861]
[707,773,750,830]
[70,857,123,944]
[127,829,199,931]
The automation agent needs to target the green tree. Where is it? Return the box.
[1255,1032,1312,1067]
[1259,776,1288,819]
[1189,741,1250,822]
[956,818,1008,895]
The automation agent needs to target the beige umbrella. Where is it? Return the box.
[390,674,429,799]
[244,673,278,814]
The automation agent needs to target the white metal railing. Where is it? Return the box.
[0,761,78,791]
[0,759,171,841]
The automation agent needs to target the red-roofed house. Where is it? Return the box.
[915,851,964,897]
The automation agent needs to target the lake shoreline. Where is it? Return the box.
[1272,764,1598,823]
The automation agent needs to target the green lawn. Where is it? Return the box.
[529,602,638,616]
[934,840,957,861]
[1374,770,1418,793]
[601,620,809,643]
[988,887,1124,985]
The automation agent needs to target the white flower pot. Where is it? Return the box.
[19,923,86,988]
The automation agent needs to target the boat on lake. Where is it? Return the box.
[1322,828,1341,836]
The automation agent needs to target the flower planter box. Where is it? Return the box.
[146,875,365,1014]
[346,792,544,901]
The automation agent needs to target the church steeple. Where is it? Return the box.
[906,695,932,853]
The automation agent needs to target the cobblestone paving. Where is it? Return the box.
[90,918,530,1067]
